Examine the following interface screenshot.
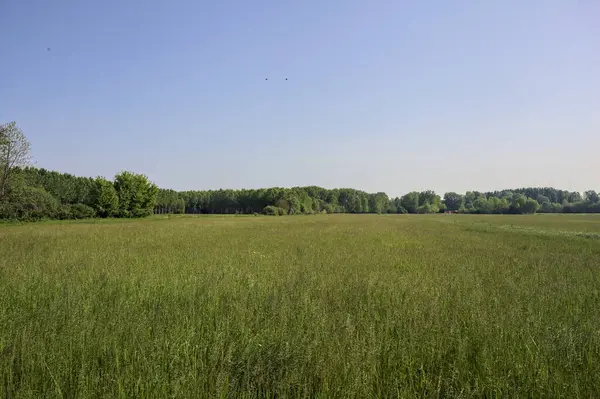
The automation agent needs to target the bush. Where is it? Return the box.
[0,202,18,220]
[71,203,96,219]
[588,203,600,213]
[323,204,336,214]
[57,204,74,220]
[563,201,589,214]
[417,204,433,214]
[8,186,60,221]
[263,205,286,216]
[274,199,290,214]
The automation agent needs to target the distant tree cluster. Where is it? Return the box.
[154,187,600,216]
[1,121,599,221]
[1,122,158,221]
[0,166,158,221]
[156,187,395,215]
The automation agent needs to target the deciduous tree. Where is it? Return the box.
[400,192,420,213]
[0,122,32,201]
[443,192,464,211]
[91,177,119,217]
[113,171,158,217]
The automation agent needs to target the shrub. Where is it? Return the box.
[57,204,74,220]
[263,205,286,216]
[323,204,336,214]
[0,202,18,220]
[8,186,60,221]
[71,203,96,219]
[417,204,433,214]
[588,203,600,213]
[275,199,290,214]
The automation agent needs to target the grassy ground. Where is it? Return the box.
[1,214,599,398]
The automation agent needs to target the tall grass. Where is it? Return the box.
[1,214,599,397]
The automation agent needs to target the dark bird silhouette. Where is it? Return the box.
[47,47,51,51]
[285,78,288,80]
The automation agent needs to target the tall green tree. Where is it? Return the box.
[0,122,32,201]
[113,171,159,217]
[419,191,440,206]
[90,177,119,217]
[371,192,390,214]
[400,192,420,213]
[584,190,599,203]
[521,198,541,214]
[443,192,464,211]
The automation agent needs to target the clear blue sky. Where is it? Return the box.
[1,0,598,197]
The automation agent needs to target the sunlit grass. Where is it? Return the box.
[1,214,600,397]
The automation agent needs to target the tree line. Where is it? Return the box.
[154,186,600,216]
[2,121,599,221]
[1,122,158,220]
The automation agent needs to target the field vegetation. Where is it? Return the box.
[1,214,600,397]
[2,122,600,223]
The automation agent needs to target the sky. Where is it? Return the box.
[1,0,598,197]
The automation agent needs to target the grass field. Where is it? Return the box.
[1,214,600,398]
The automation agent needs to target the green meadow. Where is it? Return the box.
[1,214,600,398]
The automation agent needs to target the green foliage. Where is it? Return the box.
[262,205,286,216]
[443,192,464,211]
[113,171,158,218]
[18,167,94,205]
[370,192,390,214]
[90,177,119,217]
[400,192,419,213]
[585,190,599,203]
[324,204,336,214]
[1,168,599,221]
[0,121,31,201]
[57,204,74,220]
[0,186,59,221]
[71,203,97,219]
[275,198,290,214]
[588,203,600,213]
[4,122,600,222]
[155,189,185,214]
[521,198,541,214]
[420,190,441,208]
[56,203,95,220]
[416,203,433,214]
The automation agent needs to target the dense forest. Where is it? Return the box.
[2,121,599,221]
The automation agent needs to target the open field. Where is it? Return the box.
[1,214,600,397]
